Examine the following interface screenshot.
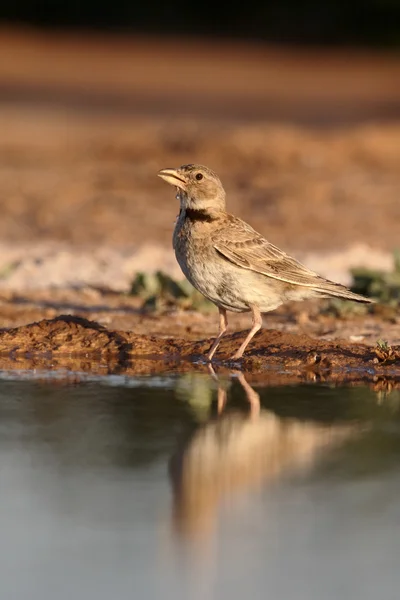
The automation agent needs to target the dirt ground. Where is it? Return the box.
[0,29,399,382]
[0,108,399,254]
[0,313,399,388]
[0,29,399,253]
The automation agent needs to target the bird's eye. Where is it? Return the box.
[195,173,203,181]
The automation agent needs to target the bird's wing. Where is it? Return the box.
[213,216,325,287]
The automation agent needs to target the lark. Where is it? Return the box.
[158,164,373,361]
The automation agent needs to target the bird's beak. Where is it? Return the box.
[157,168,187,191]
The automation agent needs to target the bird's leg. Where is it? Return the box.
[207,363,229,413]
[217,387,228,414]
[231,305,262,359]
[207,363,228,414]
[206,308,228,361]
[235,372,260,417]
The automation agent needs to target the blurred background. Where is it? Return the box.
[0,1,399,290]
[1,9,400,597]
[2,0,400,45]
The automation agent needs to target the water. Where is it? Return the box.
[1,370,400,600]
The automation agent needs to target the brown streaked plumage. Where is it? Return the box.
[158,164,373,361]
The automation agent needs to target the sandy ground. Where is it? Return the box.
[0,29,399,380]
[0,108,397,293]
[0,109,399,257]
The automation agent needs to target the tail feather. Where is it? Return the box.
[314,279,374,304]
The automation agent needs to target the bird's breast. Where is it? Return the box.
[173,216,209,278]
[172,213,249,312]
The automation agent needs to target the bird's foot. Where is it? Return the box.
[230,351,244,360]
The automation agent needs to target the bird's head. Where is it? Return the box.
[157,164,226,211]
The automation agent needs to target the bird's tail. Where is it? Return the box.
[314,279,374,304]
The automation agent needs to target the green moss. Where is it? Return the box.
[130,270,215,312]
[351,249,400,306]
[324,250,400,317]
[323,298,370,317]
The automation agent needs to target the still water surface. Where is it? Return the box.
[1,370,400,600]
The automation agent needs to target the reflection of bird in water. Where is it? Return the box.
[169,371,354,542]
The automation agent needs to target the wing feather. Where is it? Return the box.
[213,216,329,288]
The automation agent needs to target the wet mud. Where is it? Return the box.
[0,315,399,387]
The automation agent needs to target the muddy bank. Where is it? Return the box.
[0,315,399,384]
[1,287,399,345]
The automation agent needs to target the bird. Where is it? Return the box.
[157,164,373,361]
